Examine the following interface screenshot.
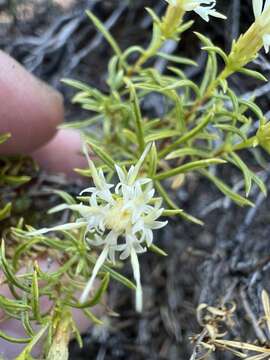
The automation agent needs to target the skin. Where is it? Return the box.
[0,50,87,174]
[0,50,96,358]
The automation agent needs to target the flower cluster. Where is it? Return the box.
[30,144,167,312]
[253,0,270,53]
[165,0,226,22]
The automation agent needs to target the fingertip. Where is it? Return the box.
[0,50,64,154]
[32,129,88,177]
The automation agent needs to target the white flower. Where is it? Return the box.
[29,143,167,312]
[165,0,226,22]
[253,0,270,53]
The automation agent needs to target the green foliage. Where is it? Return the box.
[0,221,131,358]
[63,5,270,223]
[0,135,33,224]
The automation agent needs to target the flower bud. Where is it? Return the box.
[162,1,225,39]
[226,0,270,73]
[257,122,270,154]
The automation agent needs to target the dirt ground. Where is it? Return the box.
[1,1,270,359]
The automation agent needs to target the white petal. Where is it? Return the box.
[80,187,96,195]
[89,159,103,189]
[264,0,270,11]
[130,248,143,312]
[48,203,70,214]
[27,222,86,236]
[194,7,210,21]
[131,219,144,234]
[133,241,147,253]
[144,229,153,247]
[80,246,109,303]
[108,246,117,264]
[208,9,227,19]
[115,165,127,184]
[128,143,152,185]
[149,220,168,230]
[69,204,97,217]
[184,0,205,11]
[263,33,270,53]
[119,246,131,260]
[253,0,263,18]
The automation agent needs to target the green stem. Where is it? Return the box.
[15,324,49,359]
[184,67,232,123]
[232,136,258,151]
[213,136,258,157]
[128,2,185,76]
[46,311,72,360]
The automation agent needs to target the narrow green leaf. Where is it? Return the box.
[149,244,168,257]
[125,79,145,152]
[13,237,44,270]
[70,318,84,349]
[86,10,122,57]
[195,32,218,91]
[162,209,183,216]
[0,240,30,292]
[238,68,267,82]
[84,137,115,170]
[145,130,180,143]
[0,202,12,221]
[59,115,102,130]
[214,124,247,141]
[157,52,197,66]
[251,172,267,196]
[155,181,203,225]
[83,309,103,325]
[166,147,210,160]
[0,133,11,145]
[226,88,239,112]
[148,142,158,177]
[178,210,204,226]
[122,46,144,61]
[145,22,162,58]
[240,99,265,123]
[102,264,136,290]
[144,119,161,132]
[123,129,138,144]
[219,78,228,93]
[0,295,30,312]
[168,66,186,79]
[21,307,34,337]
[201,46,228,65]
[53,190,76,205]
[159,110,214,158]
[145,7,161,24]
[66,273,110,309]
[0,331,30,345]
[31,269,41,322]
[201,169,254,206]
[1,175,31,186]
[154,158,226,181]
[227,153,252,197]
[61,79,103,99]
[162,79,201,97]
[15,324,49,359]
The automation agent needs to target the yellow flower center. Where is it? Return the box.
[105,199,132,233]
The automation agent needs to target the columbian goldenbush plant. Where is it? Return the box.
[1,0,270,358]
